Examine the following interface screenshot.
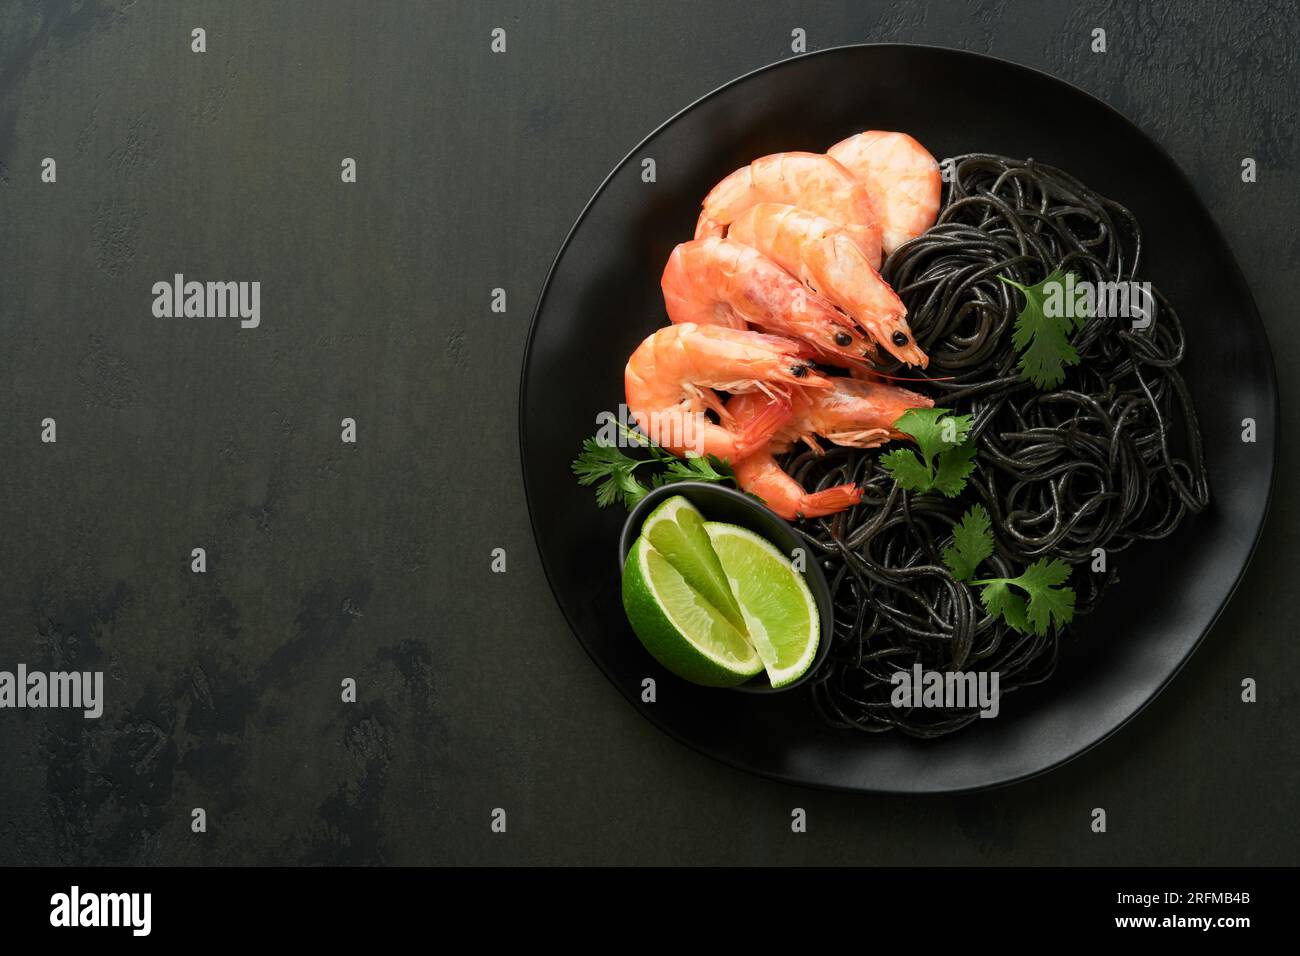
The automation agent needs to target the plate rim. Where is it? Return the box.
[517,42,1281,794]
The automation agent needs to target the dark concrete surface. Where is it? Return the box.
[0,0,1295,865]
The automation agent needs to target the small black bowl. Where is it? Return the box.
[617,482,835,694]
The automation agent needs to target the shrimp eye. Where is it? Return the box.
[833,331,852,347]
[892,331,909,346]
[791,365,809,378]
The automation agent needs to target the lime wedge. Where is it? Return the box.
[622,535,764,687]
[704,522,820,688]
[638,496,749,637]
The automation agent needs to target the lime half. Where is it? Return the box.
[704,521,820,688]
[638,496,749,637]
[621,535,763,687]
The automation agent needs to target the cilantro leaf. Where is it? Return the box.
[571,436,652,508]
[942,504,993,582]
[880,408,976,497]
[942,504,1078,636]
[1000,269,1089,390]
[931,440,977,497]
[980,580,1030,632]
[659,453,736,485]
[972,556,1076,636]
[572,423,741,509]
[878,447,935,493]
[893,407,973,468]
[1015,558,1076,635]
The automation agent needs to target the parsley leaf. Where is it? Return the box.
[980,581,1030,633]
[932,440,977,497]
[896,407,973,466]
[999,269,1090,390]
[655,453,737,487]
[880,407,975,497]
[1011,558,1076,635]
[572,420,740,509]
[942,504,994,582]
[572,436,653,508]
[878,448,933,491]
[940,504,1077,636]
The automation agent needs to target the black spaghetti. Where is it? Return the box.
[787,154,1210,737]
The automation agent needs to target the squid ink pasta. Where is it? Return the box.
[787,154,1211,737]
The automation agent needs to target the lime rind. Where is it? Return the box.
[622,536,763,687]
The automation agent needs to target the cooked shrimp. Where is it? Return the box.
[732,452,863,520]
[726,378,934,520]
[694,151,884,268]
[660,237,877,370]
[731,377,934,455]
[777,376,934,452]
[827,131,941,255]
[727,204,927,367]
[624,323,831,461]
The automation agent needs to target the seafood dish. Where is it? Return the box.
[579,131,1209,736]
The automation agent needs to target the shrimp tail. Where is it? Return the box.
[793,484,863,519]
[732,450,862,520]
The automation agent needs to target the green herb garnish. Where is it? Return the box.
[941,504,995,582]
[999,269,1090,390]
[941,503,1076,636]
[572,421,739,509]
[879,407,976,497]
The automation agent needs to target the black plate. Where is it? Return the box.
[518,44,1278,793]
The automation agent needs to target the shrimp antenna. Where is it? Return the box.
[863,368,957,384]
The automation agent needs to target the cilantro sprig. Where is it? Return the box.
[941,504,1077,636]
[879,407,976,497]
[999,269,1090,390]
[572,421,739,509]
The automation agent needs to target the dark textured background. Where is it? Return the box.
[0,0,1295,865]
